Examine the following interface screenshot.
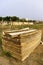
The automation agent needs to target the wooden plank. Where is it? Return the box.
[2,29,42,61]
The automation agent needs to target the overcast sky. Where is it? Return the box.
[0,0,43,20]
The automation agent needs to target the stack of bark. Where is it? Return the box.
[2,29,42,61]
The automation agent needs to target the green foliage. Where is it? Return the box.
[28,20,32,22]
[20,18,27,22]
[0,17,2,24]
[0,16,43,24]
[11,16,19,21]
[3,51,12,57]
[3,16,10,23]
[0,17,2,21]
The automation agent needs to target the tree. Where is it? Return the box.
[0,17,2,24]
[20,18,27,25]
[20,18,27,22]
[33,20,36,24]
[28,20,33,22]
[10,16,19,28]
[3,16,10,24]
[11,16,19,22]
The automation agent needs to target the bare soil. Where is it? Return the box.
[0,44,43,65]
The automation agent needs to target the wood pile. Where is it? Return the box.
[2,28,42,61]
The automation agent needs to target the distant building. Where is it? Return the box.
[25,18,29,21]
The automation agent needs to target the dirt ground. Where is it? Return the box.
[0,24,43,65]
[0,44,43,65]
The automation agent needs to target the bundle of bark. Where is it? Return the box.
[2,28,42,61]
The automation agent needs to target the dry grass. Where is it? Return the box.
[0,23,43,65]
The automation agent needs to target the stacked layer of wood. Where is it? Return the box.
[2,28,42,61]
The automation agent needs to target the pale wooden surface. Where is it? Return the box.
[2,29,42,61]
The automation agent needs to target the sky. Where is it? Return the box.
[0,0,43,20]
